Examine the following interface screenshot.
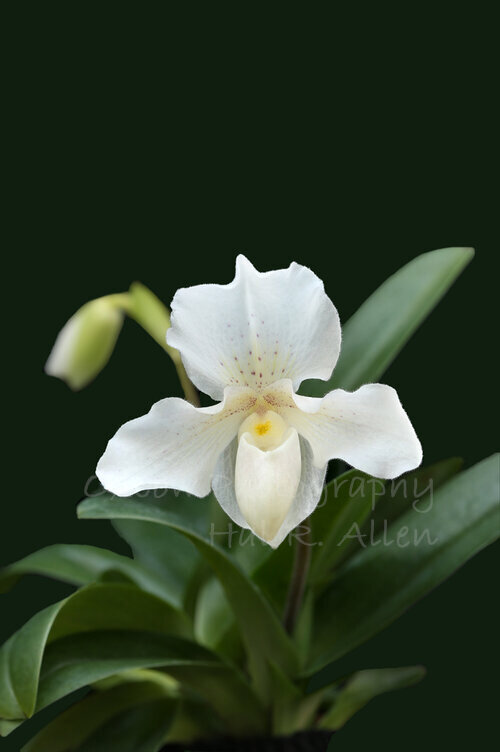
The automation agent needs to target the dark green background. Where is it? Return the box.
[2,9,498,750]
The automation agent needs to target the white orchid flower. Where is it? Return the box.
[96,257,422,547]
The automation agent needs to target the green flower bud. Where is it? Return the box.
[45,296,125,390]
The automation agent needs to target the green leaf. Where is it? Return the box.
[194,539,297,666]
[23,681,174,752]
[194,577,242,660]
[318,666,426,730]
[301,247,474,396]
[112,519,201,610]
[309,458,463,585]
[0,603,61,719]
[309,469,373,583]
[35,632,207,712]
[269,662,303,736]
[46,583,190,643]
[194,530,291,663]
[309,454,500,673]
[0,719,22,736]
[163,660,265,735]
[78,699,176,752]
[0,583,189,721]
[37,631,264,735]
[166,696,223,744]
[251,540,296,615]
[232,529,274,573]
[0,544,182,608]
[359,457,464,542]
[1,586,264,737]
[78,494,299,694]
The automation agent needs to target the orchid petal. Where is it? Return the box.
[96,387,256,497]
[270,380,422,479]
[167,255,341,400]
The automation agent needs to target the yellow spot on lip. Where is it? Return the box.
[255,421,271,436]
[238,410,288,451]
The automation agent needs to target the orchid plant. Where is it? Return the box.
[1,248,498,752]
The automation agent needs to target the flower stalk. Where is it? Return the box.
[283,522,312,634]
[125,283,200,407]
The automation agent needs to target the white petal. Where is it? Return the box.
[212,435,327,548]
[235,428,302,543]
[96,387,256,497]
[167,255,341,401]
[272,381,422,479]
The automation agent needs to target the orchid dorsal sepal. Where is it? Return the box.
[97,256,422,547]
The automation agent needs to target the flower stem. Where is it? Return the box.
[283,522,312,635]
[109,285,200,407]
[168,356,200,407]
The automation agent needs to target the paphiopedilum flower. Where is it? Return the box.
[97,257,422,547]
